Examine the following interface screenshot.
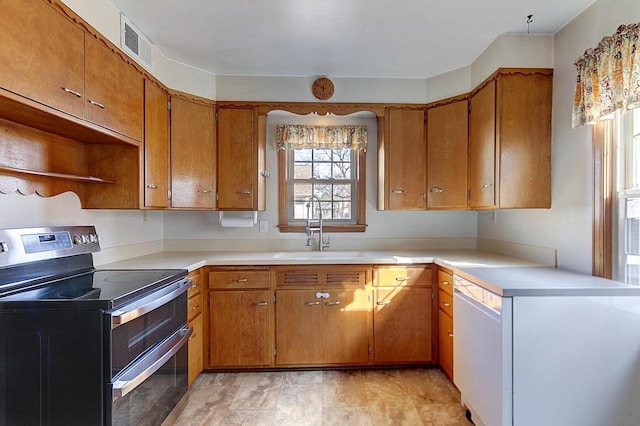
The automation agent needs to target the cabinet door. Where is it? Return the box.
[385,109,426,210]
[427,99,469,209]
[84,36,144,141]
[170,98,216,209]
[322,288,370,364]
[438,309,454,380]
[217,107,256,210]
[0,0,85,118]
[497,73,552,208]
[188,313,203,386]
[469,79,496,209]
[143,80,169,208]
[209,290,270,367]
[374,287,432,363]
[275,290,323,365]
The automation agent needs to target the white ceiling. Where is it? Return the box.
[109,0,595,79]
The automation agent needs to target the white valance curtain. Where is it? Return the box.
[276,125,368,151]
[572,23,640,127]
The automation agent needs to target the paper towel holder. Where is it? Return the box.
[218,211,258,227]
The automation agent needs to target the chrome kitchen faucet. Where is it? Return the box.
[305,195,330,251]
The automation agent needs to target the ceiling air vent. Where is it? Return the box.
[120,14,152,71]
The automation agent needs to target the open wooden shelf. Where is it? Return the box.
[0,165,115,184]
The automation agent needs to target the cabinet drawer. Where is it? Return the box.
[439,289,453,317]
[209,271,270,289]
[437,269,453,295]
[374,266,431,287]
[187,270,202,299]
[188,293,203,321]
[275,266,367,288]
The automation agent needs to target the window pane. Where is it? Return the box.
[333,162,351,179]
[313,184,332,200]
[294,149,313,161]
[294,162,312,179]
[293,184,312,202]
[333,202,352,219]
[313,163,332,179]
[332,149,351,162]
[333,184,351,200]
[292,201,308,220]
[313,149,332,162]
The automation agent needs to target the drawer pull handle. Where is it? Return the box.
[304,301,320,306]
[198,189,212,193]
[448,332,454,337]
[325,301,341,306]
[254,301,268,307]
[191,304,200,310]
[233,278,248,283]
[189,332,197,340]
[62,87,82,98]
[377,300,391,305]
[146,184,158,189]
[482,183,494,188]
[392,188,405,194]
[442,302,451,307]
[441,281,449,286]
[395,276,411,281]
[237,189,251,195]
[191,282,199,289]
[429,187,443,193]
[88,99,105,109]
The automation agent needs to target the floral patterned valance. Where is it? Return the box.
[276,125,368,151]
[573,23,640,127]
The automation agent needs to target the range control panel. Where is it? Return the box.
[0,226,101,267]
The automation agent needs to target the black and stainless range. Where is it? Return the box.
[0,226,191,426]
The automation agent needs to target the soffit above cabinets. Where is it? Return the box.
[107,0,595,79]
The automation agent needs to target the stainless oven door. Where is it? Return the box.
[108,327,190,426]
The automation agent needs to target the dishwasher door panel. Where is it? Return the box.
[453,277,513,426]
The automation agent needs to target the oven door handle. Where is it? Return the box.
[112,326,192,400]
[110,278,191,328]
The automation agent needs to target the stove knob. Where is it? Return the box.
[80,235,89,244]
[72,235,83,245]
[88,234,99,244]
[0,241,8,253]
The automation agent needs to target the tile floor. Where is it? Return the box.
[172,368,471,426]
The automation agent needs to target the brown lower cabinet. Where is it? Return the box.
[187,269,204,386]
[275,288,370,366]
[204,264,436,369]
[437,268,454,380]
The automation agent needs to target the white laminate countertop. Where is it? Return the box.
[99,249,640,298]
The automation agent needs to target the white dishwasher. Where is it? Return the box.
[453,274,512,426]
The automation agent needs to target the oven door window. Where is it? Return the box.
[111,291,187,375]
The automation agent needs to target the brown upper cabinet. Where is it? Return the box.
[469,69,553,209]
[379,108,427,210]
[170,97,216,209]
[216,107,266,211]
[426,98,469,209]
[84,36,144,142]
[0,0,85,118]
[143,80,170,208]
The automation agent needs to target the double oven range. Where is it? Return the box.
[0,226,191,425]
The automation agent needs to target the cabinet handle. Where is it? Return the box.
[391,188,405,194]
[191,282,200,289]
[441,281,449,286]
[146,184,158,189]
[377,300,391,305]
[88,99,105,109]
[429,187,443,193]
[304,301,320,306]
[191,304,200,310]
[254,301,268,307]
[482,183,494,188]
[448,332,454,337]
[237,189,251,195]
[189,332,197,340]
[395,276,411,281]
[442,302,451,307]
[198,189,212,193]
[325,301,341,306]
[62,87,82,98]
[232,278,248,283]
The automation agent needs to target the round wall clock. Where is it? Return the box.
[311,77,334,100]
